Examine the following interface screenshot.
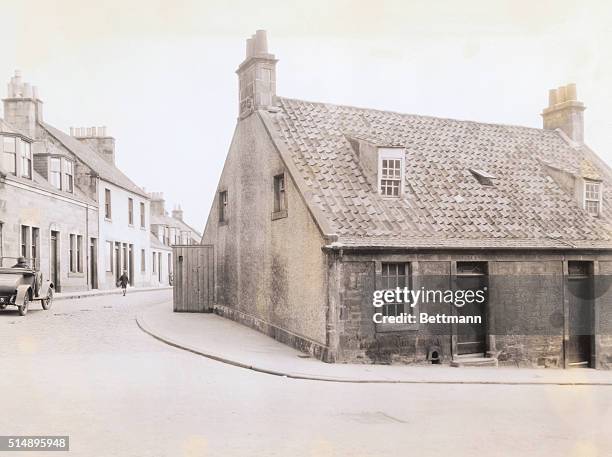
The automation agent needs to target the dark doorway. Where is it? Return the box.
[90,238,98,289]
[456,261,488,355]
[567,261,594,368]
[50,231,60,292]
[128,244,134,286]
[114,242,121,283]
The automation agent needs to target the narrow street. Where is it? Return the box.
[1,290,611,457]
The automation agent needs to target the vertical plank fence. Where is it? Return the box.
[173,245,214,312]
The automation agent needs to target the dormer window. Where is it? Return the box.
[1,136,16,175]
[584,180,602,216]
[378,148,404,197]
[19,140,32,179]
[63,159,74,193]
[50,157,61,189]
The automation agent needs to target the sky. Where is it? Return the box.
[2,0,611,231]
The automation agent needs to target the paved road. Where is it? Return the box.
[1,290,611,457]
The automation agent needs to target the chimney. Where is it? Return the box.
[2,70,43,139]
[171,205,184,221]
[71,126,116,165]
[542,83,586,143]
[149,192,166,216]
[236,30,278,119]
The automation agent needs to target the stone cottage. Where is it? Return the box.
[199,31,612,369]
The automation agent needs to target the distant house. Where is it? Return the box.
[1,71,156,290]
[149,192,201,286]
[198,31,612,369]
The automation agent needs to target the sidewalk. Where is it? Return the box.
[56,286,172,301]
[137,302,612,385]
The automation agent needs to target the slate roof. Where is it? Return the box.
[0,119,20,135]
[150,233,172,252]
[41,123,149,198]
[261,97,612,250]
[151,213,202,241]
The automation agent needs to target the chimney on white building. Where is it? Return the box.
[70,126,116,165]
[150,192,166,216]
[236,30,277,119]
[2,70,44,139]
[542,83,586,143]
[171,205,184,221]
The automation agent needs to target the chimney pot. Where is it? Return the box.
[557,85,567,104]
[254,30,268,55]
[548,89,557,107]
[566,83,577,101]
[246,38,254,58]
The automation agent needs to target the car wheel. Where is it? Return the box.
[42,288,54,310]
[18,295,29,316]
[0,303,7,310]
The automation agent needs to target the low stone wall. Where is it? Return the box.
[213,304,332,362]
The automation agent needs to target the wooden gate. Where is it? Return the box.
[173,245,214,312]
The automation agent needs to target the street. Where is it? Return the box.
[1,290,611,457]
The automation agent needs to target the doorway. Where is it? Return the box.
[456,261,488,355]
[114,242,121,283]
[50,231,60,292]
[567,261,594,367]
[90,238,98,289]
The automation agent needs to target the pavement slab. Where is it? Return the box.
[137,302,612,385]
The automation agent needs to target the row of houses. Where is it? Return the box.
[0,71,200,292]
[184,30,612,369]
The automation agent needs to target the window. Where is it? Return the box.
[380,263,410,318]
[140,202,145,228]
[128,198,134,225]
[50,158,62,189]
[104,188,112,219]
[63,159,74,193]
[69,235,82,273]
[105,241,113,272]
[1,136,16,175]
[219,190,228,223]
[141,249,146,272]
[584,180,602,217]
[152,252,157,272]
[380,159,402,196]
[273,174,286,213]
[77,235,83,272]
[31,228,39,266]
[21,225,30,258]
[19,139,32,179]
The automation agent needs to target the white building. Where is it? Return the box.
[2,70,160,290]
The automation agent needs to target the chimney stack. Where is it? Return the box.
[71,126,116,165]
[149,192,166,216]
[236,30,278,119]
[542,83,586,143]
[2,70,43,139]
[171,205,184,221]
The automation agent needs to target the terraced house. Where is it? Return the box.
[0,71,164,291]
[198,31,612,369]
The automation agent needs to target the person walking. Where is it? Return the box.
[118,270,130,296]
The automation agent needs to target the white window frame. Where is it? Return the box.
[378,148,405,198]
[584,180,602,217]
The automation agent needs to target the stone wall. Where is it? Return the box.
[201,112,328,353]
[0,175,98,293]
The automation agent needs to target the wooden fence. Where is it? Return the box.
[172,245,214,312]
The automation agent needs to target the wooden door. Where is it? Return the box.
[456,262,488,355]
[173,245,214,312]
[567,262,594,367]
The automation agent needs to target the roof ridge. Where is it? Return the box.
[277,96,554,134]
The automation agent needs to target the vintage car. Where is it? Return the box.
[0,257,54,316]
